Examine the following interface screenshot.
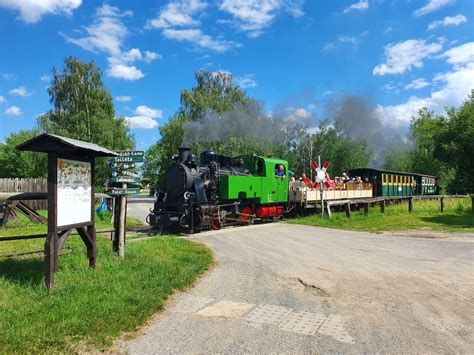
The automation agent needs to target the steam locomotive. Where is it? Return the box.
[148,148,288,232]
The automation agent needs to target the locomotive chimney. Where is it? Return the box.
[178,147,190,163]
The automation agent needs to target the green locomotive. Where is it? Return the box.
[149,148,289,232]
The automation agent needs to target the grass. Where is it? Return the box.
[289,197,474,233]
[0,236,213,353]
[0,209,143,255]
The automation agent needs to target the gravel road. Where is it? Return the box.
[119,222,474,354]
[126,195,154,223]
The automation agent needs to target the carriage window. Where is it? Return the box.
[256,160,264,174]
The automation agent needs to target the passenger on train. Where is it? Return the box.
[300,173,312,187]
[274,164,286,178]
[342,172,350,183]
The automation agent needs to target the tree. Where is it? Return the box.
[434,91,474,193]
[382,148,412,172]
[311,120,371,177]
[145,71,249,185]
[38,57,134,183]
[0,129,47,178]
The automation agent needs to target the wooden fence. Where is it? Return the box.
[0,178,47,210]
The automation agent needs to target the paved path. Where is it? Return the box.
[126,195,154,223]
[122,223,474,354]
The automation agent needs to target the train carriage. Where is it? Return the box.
[348,168,439,197]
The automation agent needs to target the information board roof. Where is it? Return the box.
[16,133,117,157]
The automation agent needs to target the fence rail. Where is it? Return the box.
[0,178,47,210]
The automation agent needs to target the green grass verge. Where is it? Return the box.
[288,197,474,233]
[0,210,143,255]
[0,236,213,353]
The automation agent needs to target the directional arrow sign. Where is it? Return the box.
[110,176,141,183]
[111,170,139,178]
[109,156,143,163]
[115,150,144,158]
[110,162,136,171]
[105,188,141,196]
[105,180,142,189]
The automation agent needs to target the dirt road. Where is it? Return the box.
[122,224,474,354]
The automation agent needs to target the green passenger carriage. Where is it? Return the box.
[348,168,439,197]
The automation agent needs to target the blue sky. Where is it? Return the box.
[1,0,473,151]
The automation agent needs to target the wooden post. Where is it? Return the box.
[88,158,97,268]
[45,153,57,291]
[326,203,332,218]
[320,188,324,218]
[345,202,351,218]
[118,182,127,257]
[440,197,444,213]
[380,200,386,213]
[408,197,413,213]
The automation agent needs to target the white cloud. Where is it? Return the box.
[9,86,31,96]
[404,78,430,90]
[219,0,303,38]
[413,0,453,17]
[123,104,163,129]
[124,116,159,129]
[428,14,467,30]
[146,0,208,29]
[2,73,16,81]
[442,42,474,66]
[344,0,369,14]
[236,74,258,88]
[0,0,82,23]
[116,96,132,102]
[4,106,22,116]
[107,65,144,80]
[375,42,474,127]
[373,39,443,75]
[0,96,6,104]
[283,107,312,123]
[62,4,128,56]
[163,28,240,52]
[144,51,161,63]
[322,32,367,52]
[40,74,51,82]
[63,4,155,80]
[134,105,163,119]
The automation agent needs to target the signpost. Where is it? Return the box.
[105,151,144,257]
[16,133,117,290]
[311,157,331,218]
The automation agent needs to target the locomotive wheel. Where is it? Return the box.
[212,218,222,230]
[239,206,254,222]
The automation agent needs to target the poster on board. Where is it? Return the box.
[57,158,92,227]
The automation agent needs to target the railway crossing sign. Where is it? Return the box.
[311,160,331,189]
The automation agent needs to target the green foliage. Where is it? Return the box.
[382,148,412,172]
[0,129,47,178]
[0,237,213,353]
[382,92,474,193]
[434,91,474,193]
[37,57,135,184]
[145,70,249,185]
